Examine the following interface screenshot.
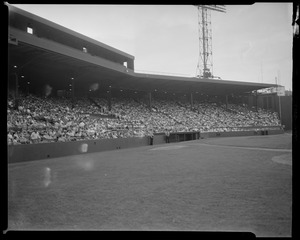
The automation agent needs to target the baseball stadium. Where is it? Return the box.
[6,4,293,237]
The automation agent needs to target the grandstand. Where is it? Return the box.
[7,4,288,156]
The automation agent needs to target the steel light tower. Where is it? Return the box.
[195,5,226,79]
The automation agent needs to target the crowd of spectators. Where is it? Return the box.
[7,93,282,145]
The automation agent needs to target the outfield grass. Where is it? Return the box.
[7,134,292,236]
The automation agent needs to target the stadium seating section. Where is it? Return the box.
[7,93,282,144]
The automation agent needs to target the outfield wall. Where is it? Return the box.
[8,129,284,163]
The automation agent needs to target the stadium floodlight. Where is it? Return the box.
[194,5,226,79]
[197,5,226,13]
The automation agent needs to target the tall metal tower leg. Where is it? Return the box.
[194,5,226,79]
[196,6,202,78]
[196,6,212,79]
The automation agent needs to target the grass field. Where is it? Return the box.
[7,133,292,236]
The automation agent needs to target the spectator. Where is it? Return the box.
[148,130,154,145]
[30,130,40,144]
[165,129,170,143]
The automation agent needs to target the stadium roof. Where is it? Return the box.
[8,41,277,96]
[7,4,135,61]
[7,4,277,96]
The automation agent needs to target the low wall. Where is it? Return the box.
[8,137,149,163]
[153,133,165,145]
[8,129,284,163]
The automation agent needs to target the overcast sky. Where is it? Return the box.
[12,3,293,90]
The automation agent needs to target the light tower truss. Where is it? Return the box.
[195,5,226,79]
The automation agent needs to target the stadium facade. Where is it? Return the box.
[7,4,291,129]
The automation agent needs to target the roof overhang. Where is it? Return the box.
[8,39,277,96]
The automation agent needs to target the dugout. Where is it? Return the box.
[169,132,200,143]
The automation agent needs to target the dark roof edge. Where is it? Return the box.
[132,72,278,88]
[5,3,135,60]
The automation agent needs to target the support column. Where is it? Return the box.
[127,60,134,71]
[148,92,152,111]
[26,79,30,96]
[255,90,258,111]
[225,95,228,110]
[190,93,194,110]
[71,78,75,109]
[108,87,112,111]
[278,95,282,123]
[14,72,19,110]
